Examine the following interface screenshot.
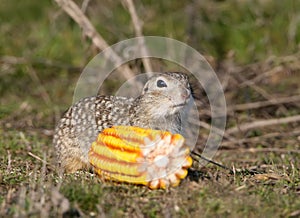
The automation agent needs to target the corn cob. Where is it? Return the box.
[88,126,192,189]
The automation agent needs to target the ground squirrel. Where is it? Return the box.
[53,72,192,172]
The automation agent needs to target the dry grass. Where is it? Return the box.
[1,56,299,217]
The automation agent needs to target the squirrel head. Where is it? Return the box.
[136,72,192,118]
[130,72,192,133]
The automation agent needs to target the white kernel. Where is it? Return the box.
[154,155,169,168]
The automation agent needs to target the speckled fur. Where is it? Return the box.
[53,72,192,172]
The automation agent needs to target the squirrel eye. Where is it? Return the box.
[157,79,167,88]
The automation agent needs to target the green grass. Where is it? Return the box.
[0,0,300,217]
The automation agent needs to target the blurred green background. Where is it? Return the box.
[1,0,299,115]
[1,0,299,64]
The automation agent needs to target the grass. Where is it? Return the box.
[1,0,300,217]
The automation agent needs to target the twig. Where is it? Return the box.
[235,73,289,114]
[0,55,80,72]
[228,94,300,112]
[28,152,49,165]
[55,0,108,50]
[123,0,142,38]
[123,0,153,74]
[289,210,300,218]
[81,0,90,13]
[237,74,274,100]
[6,150,11,172]
[241,65,284,86]
[54,0,136,82]
[28,152,55,170]
[199,121,236,142]
[226,114,300,134]
[221,128,300,147]
[244,53,300,85]
[191,151,233,173]
[228,147,300,154]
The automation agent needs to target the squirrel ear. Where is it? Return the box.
[142,79,151,94]
[142,84,149,94]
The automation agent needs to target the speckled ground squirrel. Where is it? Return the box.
[53,72,192,172]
